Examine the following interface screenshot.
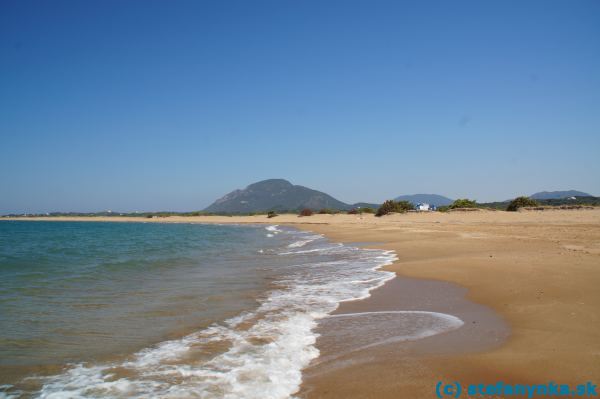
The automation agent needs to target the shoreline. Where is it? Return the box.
[3,210,600,397]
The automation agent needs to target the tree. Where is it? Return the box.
[449,198,477,209]
[507,196,539,212]
[376,200,415,216]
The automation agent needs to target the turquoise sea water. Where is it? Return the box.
[0,222,281,370]
[0,220,408,398]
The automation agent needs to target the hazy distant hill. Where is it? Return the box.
[530,190,592,200]
[204,179,351,213]
[393,194,454,207]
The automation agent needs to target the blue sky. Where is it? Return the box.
[1,0,599,213]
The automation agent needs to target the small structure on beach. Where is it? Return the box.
[416,203,434,211]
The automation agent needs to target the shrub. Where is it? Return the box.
[376,200,414,216]
[347,208,359,214]
[437,205,450,212]
[360,207,375,214]
[396,201,414,211]
[376,201,395,216]
[299,208,313,217]
[267,211,278,218]
[449,198,477,209]
[507,196,539,212]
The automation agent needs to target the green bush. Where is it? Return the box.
[507,196,539,211]
[347,209,359,214]
[376,200,414,216]
[396,201,414,211]
[267,211,278,218]
[360,207,375,214]
[449,198,477,209]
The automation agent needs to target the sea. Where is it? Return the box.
[0,220,461,399]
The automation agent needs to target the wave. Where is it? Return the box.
[286,234,323,248]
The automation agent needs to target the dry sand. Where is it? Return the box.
[6,209,600,397]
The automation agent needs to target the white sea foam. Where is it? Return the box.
[0,386,19,399]
[278,244,344,256]
[265,225,282,234]
[286,234,323,248]
[27,228,458,399]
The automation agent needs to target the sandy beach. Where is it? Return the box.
[6,209,600,397]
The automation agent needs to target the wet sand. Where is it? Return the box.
[298,275,509,398]
[5,209,600,397]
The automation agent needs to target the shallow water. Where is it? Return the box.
[0,221,460,399]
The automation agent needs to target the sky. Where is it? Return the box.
[1,0,599,213]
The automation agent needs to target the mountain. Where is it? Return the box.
[530,190,592,200]
[204,179,351,213]
[393,194,454,207]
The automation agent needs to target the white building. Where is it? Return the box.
[416,203,431,211]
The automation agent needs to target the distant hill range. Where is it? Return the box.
[529,190,592,200]
[205,180,459,213]
[204,179,353,213]
[393,194,454,207]
[481,191,599,210]
[203,181,596,214]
